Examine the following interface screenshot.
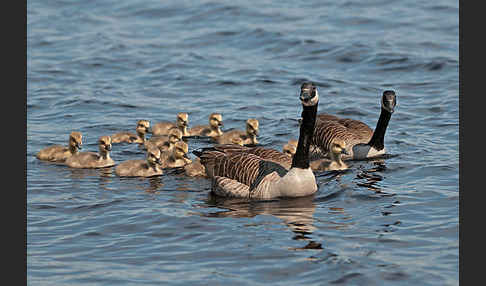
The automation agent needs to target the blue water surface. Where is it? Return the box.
[27,0,459,285]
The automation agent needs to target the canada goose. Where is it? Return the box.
[65,136,115,168]
[194,82,319,200]
[152,112,190,137]
[36,131,83,162]
[309,139,349,171]
[144,128,183,152]
[214,118,259,145]
[160,141,192,169]
[115,146,163,177]
[189,113,223,137]
[111,120,151,144]
[311,90,397,160]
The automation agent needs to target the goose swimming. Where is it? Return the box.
[195,82,319,200]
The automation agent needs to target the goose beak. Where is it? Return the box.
[106,144,112,151]
[77,143,82,150]
[155,158,162,165]
[341,149,349,155]
[300,89,314,103]
[146,127,153,133]
[218,122,223,127]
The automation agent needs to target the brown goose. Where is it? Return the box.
[65,136,115,168]
[115,146,163,177]
[194,82,319,200]
[214,118,259,145]
[111,120,151,144]
[189,113,223,137]
[152,112,190,137]
[160,141,192,169]
[311,90,397,160]
[36,131,83,162]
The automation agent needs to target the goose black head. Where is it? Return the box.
[300,82,319,106]
[382,90,397,114]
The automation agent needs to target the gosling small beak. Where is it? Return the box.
[77,143,82,150]
[146,127,153,133]
[254,130,259,136]
[106,144,112,151]
[341,149,349,155]
[155,158,162,165]
[218,122,223,127]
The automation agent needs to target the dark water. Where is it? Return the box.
[27,0,459,285]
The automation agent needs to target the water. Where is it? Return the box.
[27,0,459,284]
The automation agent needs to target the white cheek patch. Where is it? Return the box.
[302,90,319,106]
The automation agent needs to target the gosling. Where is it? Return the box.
[189,113,223,138]
[111,120,151,144]
[160,141,192,169]
[310,140,349,171]
[115,146,163,177]
[144,128,183,152]
[214,118,259,145]
[65,136,115,169]
[183,157,207,177]
[282,139,297,157]
[36,131,83,163]
[152,112,190,137]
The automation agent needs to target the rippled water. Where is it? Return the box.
[27,0,459,284]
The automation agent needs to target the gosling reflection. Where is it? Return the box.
[206,193,317,240]
[67,166,114,180]
[145,176,164,193]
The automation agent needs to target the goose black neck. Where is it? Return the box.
[291,103,318,169]
[367,107,392,151]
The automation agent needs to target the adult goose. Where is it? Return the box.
[36,131,83,163]
[194,82,319,200]
[311,90,396,160]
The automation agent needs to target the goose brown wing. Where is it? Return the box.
[198,150,288,189]
[210,144,292,169]
[317,113,341,122]
[337,118,373,141]
[312,119,364,153]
